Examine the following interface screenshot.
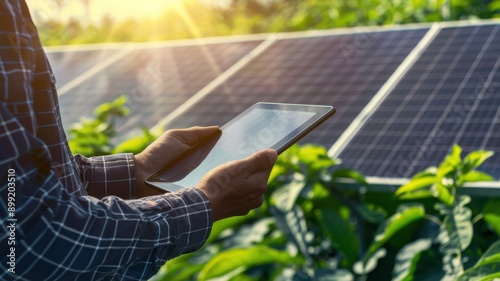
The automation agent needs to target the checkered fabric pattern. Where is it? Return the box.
[0,1,212,280]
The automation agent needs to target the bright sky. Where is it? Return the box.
[26,0,203,23]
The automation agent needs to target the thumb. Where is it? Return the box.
[244,149,278,174]
[168,126,220,147]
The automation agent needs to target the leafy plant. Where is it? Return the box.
[148,143,497,281]
[68,95,160,156]
[393,145,497,280]
[69,100,498,281]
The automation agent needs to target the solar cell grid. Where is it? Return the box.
[339,24,500,179]
[166,29,428,148]
[56,41,263,135]
[46,49,122,87]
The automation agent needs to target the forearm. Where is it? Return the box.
[75,153,137,199]
[0,171,213,281]
[0,106,213,280]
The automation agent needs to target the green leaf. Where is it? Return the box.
[94,95,130,120]
[462,171,494,183]
[431,183,454,206]
[332,168,367,184]
[206,215,252,244]
[113,136,150,154]
[113,126,158,154]
[440,247,464,280]
[436,195,473,251]
[463,150,494,173]
[484,199,500,237]
[150,253,202,281]
[437,164,455,180]
[271,180,307,212]
[436,195,473,280]
[446,144,463,167]
[412,166,438,179]
[365,204,425,264]
[354,248,387,275]
[457,240,500,281]
[269,164,287,184]
[316,209,360,264]
[228,273,257,281]
[475,240,500,268]
[314,268,354,280]
[274,268,311,281]
[392,238,432,281]
[479,272,500,281]
[296,144,335,171]
[224,218,274,248]
[489,0,500,11]
[395,177,435,196]
[398,189,434,200]
[271,205,311,260]
[198,246,303,280]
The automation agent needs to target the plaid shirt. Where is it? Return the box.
[0,1,212,280]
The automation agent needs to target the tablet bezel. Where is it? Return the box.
[145,102,335,192]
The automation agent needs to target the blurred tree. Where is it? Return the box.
[80,0,92,25]
[51,0,67,17]
[36,0,500,46]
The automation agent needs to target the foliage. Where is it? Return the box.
[68,99,499,280]
[68,95,160,156]
[37,0,500,46]
[145,143,498,281]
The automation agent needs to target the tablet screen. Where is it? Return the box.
[147,103,335,192]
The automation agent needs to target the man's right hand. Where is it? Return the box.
[197,149,278,221]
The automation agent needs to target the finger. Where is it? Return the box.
[169,126,220,147]
[244,149,278,174]
[249,194,264,209]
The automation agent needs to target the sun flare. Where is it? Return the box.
[27,0,189,24]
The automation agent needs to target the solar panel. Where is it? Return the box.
[165,29,428,149]
[56,40,263,134]
[46,49,123,87]
[339,24,500,179]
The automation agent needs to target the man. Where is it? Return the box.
[0,1,277,280]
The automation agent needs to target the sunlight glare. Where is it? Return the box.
[26,0,188,23]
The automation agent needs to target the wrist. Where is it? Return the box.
[197,186,223,221]
[135,154,160,197]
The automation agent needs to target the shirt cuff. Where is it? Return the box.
[78,153,136,199]
[133,187,214,261]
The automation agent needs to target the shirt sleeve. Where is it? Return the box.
[74,153,137,199]
[0,103,214,281]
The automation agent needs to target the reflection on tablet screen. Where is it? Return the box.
[155,108,316,189]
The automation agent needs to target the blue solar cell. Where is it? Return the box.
[46,49,122,87]
[56,41,263,136]
[166,29,428,149]
[339,24,500,179]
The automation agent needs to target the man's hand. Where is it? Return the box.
[197,149,278,221]
[134,126,220,197]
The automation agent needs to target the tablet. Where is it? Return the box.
[146,102,335,192]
